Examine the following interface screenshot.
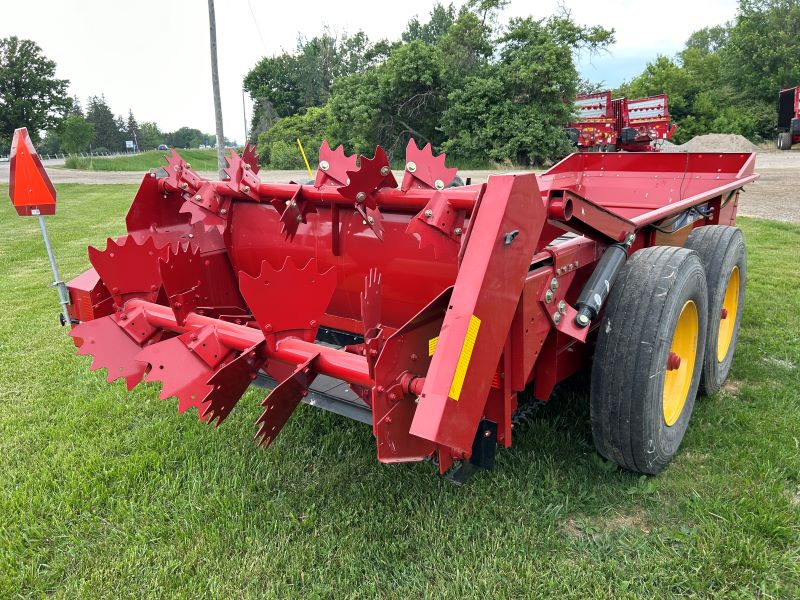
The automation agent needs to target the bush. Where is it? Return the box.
[256,106,334,167]
[268,140,305,169]
[64,156,91,169]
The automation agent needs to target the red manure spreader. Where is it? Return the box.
[11,129,757,481]
[564,91,617,151]
[567,92,677,152]
[776,86,800,150]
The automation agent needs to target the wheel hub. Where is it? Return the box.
[663,300,699,427]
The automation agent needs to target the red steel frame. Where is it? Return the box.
[64,141,758,477]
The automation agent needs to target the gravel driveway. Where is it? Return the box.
[2,151,797,223]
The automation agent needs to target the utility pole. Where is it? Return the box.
[208,0,225,176]
[242,89,249,144]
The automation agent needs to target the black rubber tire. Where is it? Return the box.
[591,247,708,474]
[447,175,465,188]
[683,226,746,395]
[777,132,792,150]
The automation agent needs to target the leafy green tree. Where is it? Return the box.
[0,36,70,143]
[86,95,123,151]
[256,106,333,167]
[402,3,457,44]
[164,127,213,149]
[437,10,493,85]
[139,122,164,150]
[125,110,142,150]
[244,30,376,137]
[247,3,611,167]
[59,115,94,153]
[442,17,612,165]
[328,40,449,157]
[618,1,798,142]
[722,0,800,104]
[326,71,383,155]
[39,129,61,155]
[245,54,302,121]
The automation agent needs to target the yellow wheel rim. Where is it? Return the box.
[663,300,699,427]
[716,266,740,362]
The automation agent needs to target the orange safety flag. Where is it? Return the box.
[8,127,57,216]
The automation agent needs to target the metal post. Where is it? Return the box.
[33,209,71,326]
[208,0,226,178]
[242,88,249,143]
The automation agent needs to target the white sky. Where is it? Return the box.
[0,0,738,144]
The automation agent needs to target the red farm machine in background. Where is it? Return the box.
[776,86,800,150]
[613,94,677,151]
[564,91,617,151]
[567,92,677,152]
[12,135,757,482]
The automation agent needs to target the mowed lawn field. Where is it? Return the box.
[0,184,798,598]
[62,149,220,172]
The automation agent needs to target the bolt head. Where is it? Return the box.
[356,191,367,203]
[434,179,445,190]
[454,227,462,236]
[296,215,303,223]
[219,208,227,215]
[558,300,567,314]
[194,194,202,201]
[577,313,590,326]
[186,163,191,169]
[553,312,562,324]
[319,160,330,171]
[545,289,554,303]
[424,209,433,218]
[243,185,250,193]
[406,161,417,173]
[380,165,390,176]
[244,163,251,170]
[367,216,374,224]
[550,278,558,291]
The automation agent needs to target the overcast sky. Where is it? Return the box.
[1,0,739,145]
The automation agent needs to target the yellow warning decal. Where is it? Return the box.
[428,336,439,357]
[448,314,481,401]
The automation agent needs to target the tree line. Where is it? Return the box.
[616,0,800,144]
[244,1,613,169]
[0,36,219,156]
[3,0,798,164]
[246,0,800,168]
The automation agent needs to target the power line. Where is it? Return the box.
[247,0,268,54]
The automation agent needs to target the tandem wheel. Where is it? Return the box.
[684,226,747,394]
[590,247,708,474]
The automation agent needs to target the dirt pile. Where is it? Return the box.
[662,134,759,153]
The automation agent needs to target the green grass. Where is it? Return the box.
[62,149,220,172]
[0,184,798,598]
